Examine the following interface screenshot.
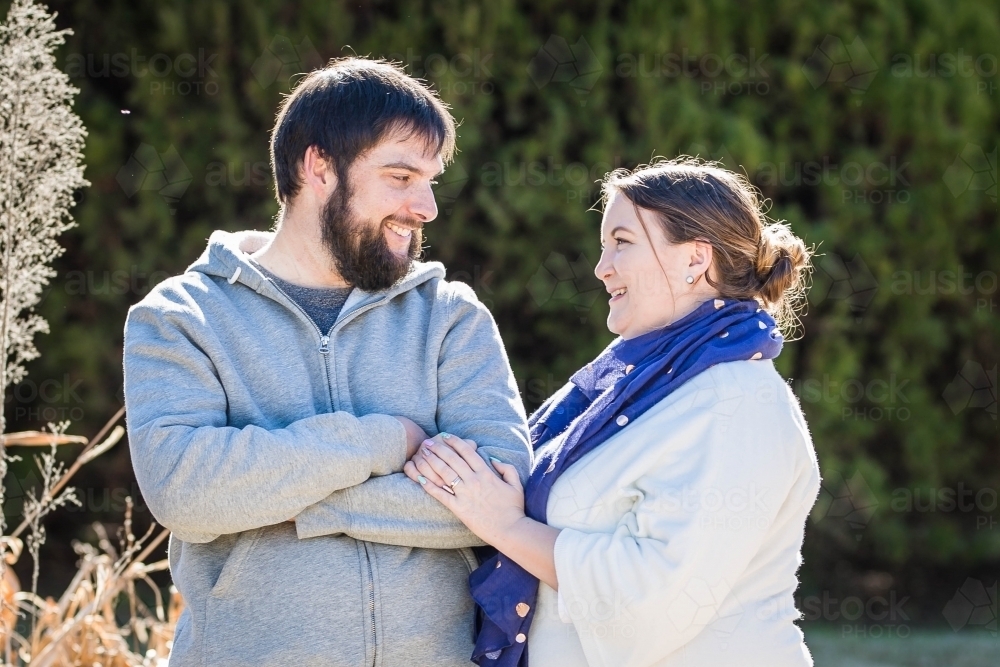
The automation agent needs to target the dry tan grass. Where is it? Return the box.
[6,529,177,667]
[0,411,179,666]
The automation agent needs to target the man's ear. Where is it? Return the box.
[300,145,338,198]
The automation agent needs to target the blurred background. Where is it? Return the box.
[2,0,997,663]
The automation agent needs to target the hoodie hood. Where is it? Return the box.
[187,229,446,316]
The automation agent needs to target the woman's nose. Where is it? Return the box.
[595,247,615,281]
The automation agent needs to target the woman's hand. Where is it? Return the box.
[403,432,460,487]
[404,433,526,546]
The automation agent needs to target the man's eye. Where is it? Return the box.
[392,175,410,183]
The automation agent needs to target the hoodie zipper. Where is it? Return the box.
[330,299,393,667]
[236,261,442,666]
[364,542,377,667]
[256,278,337,402]
[254,274,382,665]
[266,288,334,351]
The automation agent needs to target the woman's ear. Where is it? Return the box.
[689,240,714,281]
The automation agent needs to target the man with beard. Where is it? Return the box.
[123,58,531,667]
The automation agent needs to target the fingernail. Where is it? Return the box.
[422,439,434,446]
[418,476,427,485]
[440,432,451,439]
[489,457,503,465]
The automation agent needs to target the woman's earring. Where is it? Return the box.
[685,275,694,284]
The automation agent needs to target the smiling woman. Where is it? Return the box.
[597,156,812,340]
[595,193,716,339]
[409,157,821,667]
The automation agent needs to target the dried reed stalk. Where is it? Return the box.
[0,407,178,665]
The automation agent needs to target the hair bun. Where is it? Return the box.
[755,222,810,307]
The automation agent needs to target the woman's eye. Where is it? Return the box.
[614,237,629,247]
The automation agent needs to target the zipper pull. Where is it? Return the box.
[319,335,330,354]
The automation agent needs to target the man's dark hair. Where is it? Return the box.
[270,57,457,205]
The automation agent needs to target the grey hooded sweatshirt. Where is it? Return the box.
[123,230,531,667]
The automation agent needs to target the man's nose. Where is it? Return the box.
[408,182,439,223]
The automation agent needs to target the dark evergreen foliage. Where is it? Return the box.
[4,0,997,618]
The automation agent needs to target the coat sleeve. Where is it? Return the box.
[294,282,532,547]
[124,286,408,544]
[551,384,812,667]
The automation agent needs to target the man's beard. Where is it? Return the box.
[320,182,423,292]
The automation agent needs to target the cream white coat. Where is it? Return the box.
[527,359,821,667]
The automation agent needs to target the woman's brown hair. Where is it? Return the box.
[601,156,812,338]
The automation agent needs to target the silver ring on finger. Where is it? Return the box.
[448,476,463,490]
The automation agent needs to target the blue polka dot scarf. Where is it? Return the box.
[468,298,784,666]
